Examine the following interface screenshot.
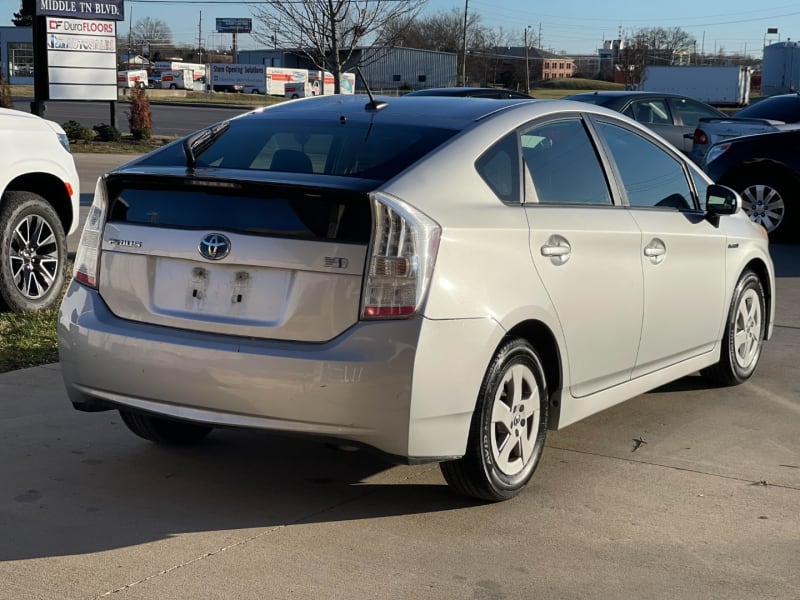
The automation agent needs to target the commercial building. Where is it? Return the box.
[0,26,33,84]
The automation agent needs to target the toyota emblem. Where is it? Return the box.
[198,233,231,261]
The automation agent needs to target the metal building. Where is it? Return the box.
[0,26,34,84]
[762,41,800,96]
[237,46,457,91]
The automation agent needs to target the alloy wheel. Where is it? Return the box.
[490,363,541,477]
[9,213,60,300]
[741,184,785,233]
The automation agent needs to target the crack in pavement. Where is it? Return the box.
[546,444,800,492]
[93,464,439,598]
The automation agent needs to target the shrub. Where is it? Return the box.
[0,73,12,109]
[61,120,95,142]
[128,84,153,140]
[93,122,122,142]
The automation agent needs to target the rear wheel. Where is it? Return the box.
[0,191,67,312]
[440,338,549,502]
[731,174,794,240]
[701,270,766,386]
[120,410,213,444]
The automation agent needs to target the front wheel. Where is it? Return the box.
[0,191,67,312]
[120,410,213,445]
[440,338,549,502]
[701,270,766,386]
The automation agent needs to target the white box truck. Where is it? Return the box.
[640,65,751,106]
[285,71,356,98]
[208,63,269,93]
[265,67,310,96]
[157,70,195,90]
[117,69,148,88]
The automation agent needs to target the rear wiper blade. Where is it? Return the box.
[183,121,231,170]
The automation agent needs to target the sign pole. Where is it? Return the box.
[31,14,49,116]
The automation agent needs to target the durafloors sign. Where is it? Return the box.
[35,0,123,101]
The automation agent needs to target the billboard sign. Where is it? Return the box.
[36,0,124,21]
[216,17,252,33]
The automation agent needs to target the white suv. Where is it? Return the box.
[0,108,80,312]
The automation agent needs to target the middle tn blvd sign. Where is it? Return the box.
[45,17,117,100]
[37,0,124,20]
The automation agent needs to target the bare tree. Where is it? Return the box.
[132,17,173,47]
[619,26,696,86]
[251,0,427,93]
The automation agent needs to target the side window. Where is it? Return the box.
[629,99,671,124]
[521,118,612,205]
[596,121,695,210]
[475,133,520,203]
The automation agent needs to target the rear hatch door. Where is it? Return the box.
[98,171,373,342]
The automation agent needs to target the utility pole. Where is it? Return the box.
[524,26,531,95]
[461,0,469,86]
[198,11,203,63]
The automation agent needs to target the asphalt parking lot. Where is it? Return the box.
[1,154,798,599]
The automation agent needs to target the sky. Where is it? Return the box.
[2,0,800,58]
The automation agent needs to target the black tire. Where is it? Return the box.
[0,191,67,312]
[120,410,213,445]
[701,270,766,386]
[440,338,549,502]
[169,84,177,90]
[730,174,795,241]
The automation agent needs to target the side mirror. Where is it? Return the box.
[705,184,741,227]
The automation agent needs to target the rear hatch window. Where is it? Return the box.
[137,117,459,183]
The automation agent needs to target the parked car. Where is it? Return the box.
[565,91,726,153]
[703,128,800,239]
[689,93,800,164]
[0,108,80,312]
[58,96,774,502]
[405,87,533,99]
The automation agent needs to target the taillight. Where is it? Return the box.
[361,193,441,319]
[693,129,708,145]
[73,177,108,288]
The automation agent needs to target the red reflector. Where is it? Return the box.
[75,272,96,288]
[363,306,415,318]
[694,131,708,145]
[65,182,74,197]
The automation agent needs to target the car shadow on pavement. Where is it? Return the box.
[1,420,481,562]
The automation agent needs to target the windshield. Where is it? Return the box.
[138,117,460,183]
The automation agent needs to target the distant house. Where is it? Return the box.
[119,55,151,68]
[542,57,576,79]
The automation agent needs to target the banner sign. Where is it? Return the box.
[216,17,252,33]
[36,0,124,21]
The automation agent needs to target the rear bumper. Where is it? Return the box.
[58,282,499,460]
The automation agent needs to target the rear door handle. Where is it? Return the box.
[644,238,666,264]
[541,235,571,264]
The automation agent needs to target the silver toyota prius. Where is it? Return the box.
[58,95,775,501]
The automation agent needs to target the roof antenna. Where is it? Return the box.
[356,66,387,112]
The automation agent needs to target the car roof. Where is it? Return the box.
[567,90,696,99]
[245,94,536,128]
[405,87,532,98]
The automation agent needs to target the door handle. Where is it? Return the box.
[644,238,666,264]
[541,235,571,264]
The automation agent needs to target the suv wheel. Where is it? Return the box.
[0,191,67,312]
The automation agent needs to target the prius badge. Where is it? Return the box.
[199,233,231,261]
